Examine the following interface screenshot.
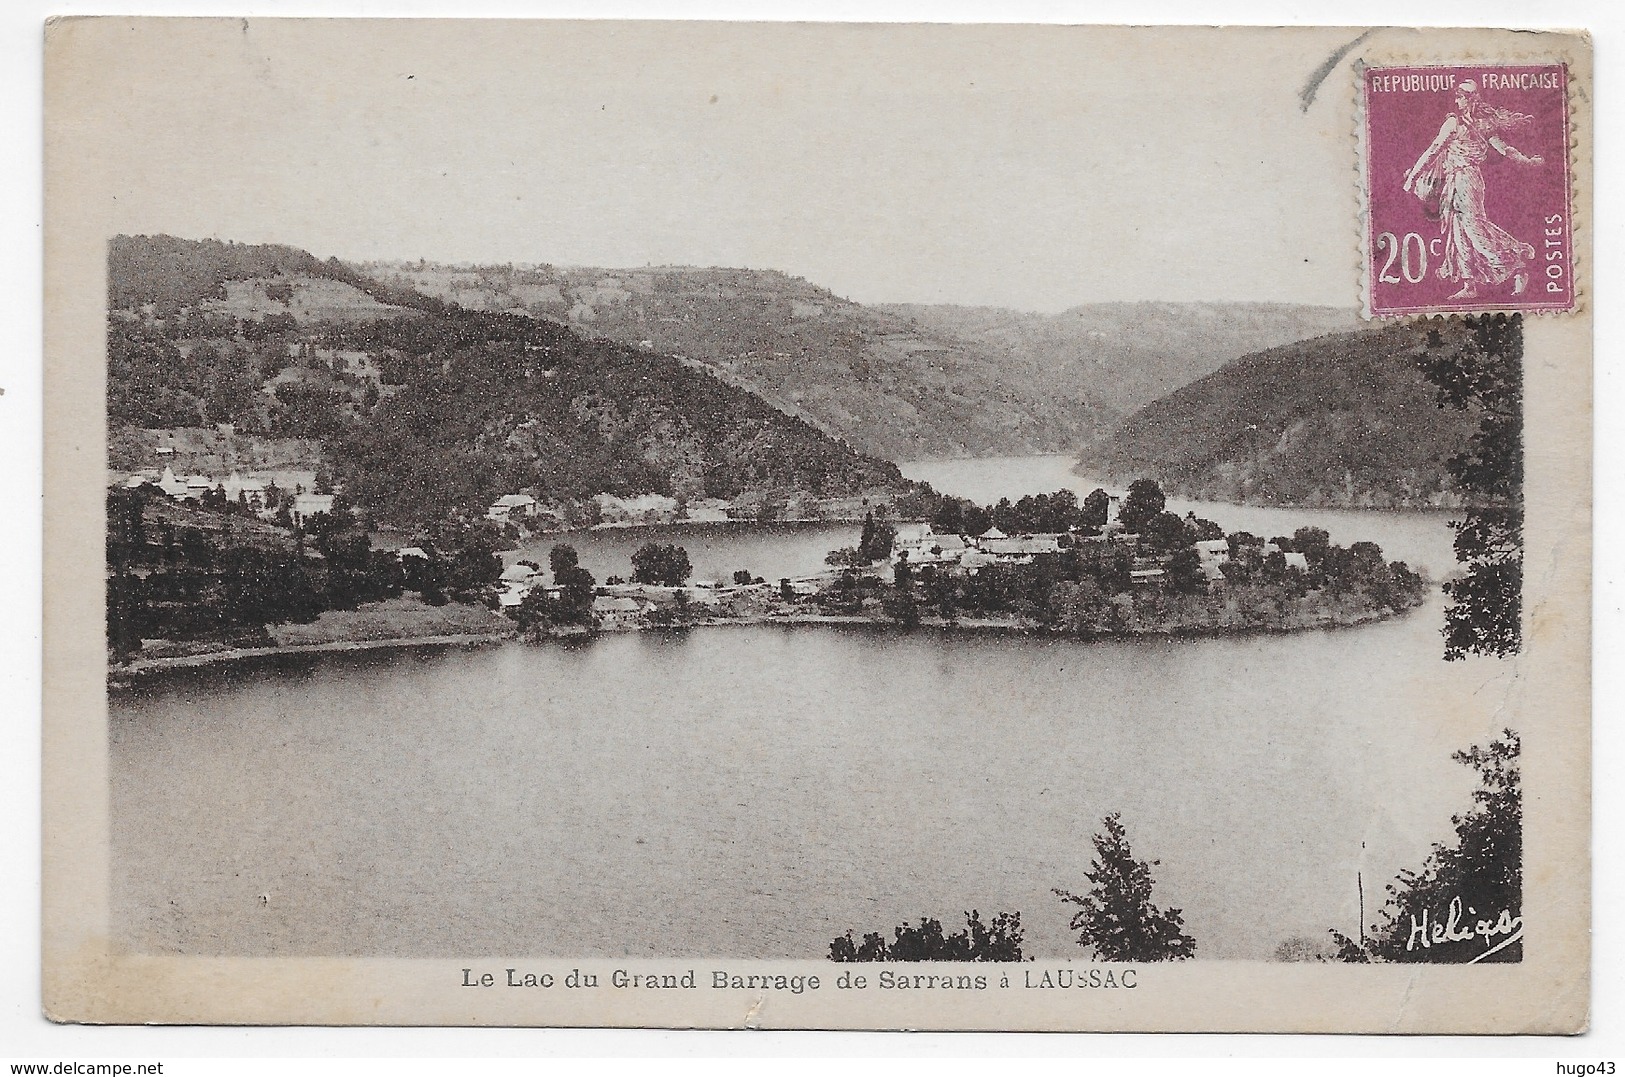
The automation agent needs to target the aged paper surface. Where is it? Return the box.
[43,20,1591,1031]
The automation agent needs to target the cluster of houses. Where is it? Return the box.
[123,465,335,528]
[485,491,718,530]
[482,488,892,531]
[492,559,745,629]
[484,490,744,530]
[888,517,1307,591]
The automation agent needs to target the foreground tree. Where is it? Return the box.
[1054,813,1196,961]
[829,910,1024,962]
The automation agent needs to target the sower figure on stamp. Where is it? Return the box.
[1403,79,1543,300]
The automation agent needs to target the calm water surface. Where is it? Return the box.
[111,457,1507,960]
[511,521,858,585]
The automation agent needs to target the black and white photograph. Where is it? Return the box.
[39,17,1592,1034]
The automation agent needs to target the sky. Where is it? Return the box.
[54,19,1370,311]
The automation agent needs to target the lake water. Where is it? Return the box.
[110,456,1509,961]
[510,521,859,586]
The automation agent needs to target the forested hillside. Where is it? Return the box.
[1084,320,1484,509]
[107,235,911,526]
[363,261,1115,459]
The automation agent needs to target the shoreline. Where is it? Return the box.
[112,590,1427,683]
[109,631,513,683]
[649,598,1424,641]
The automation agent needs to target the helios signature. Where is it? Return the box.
[1406,896,1523,963]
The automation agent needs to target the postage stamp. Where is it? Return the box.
[1364,63,1574,316]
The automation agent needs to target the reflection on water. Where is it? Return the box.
[110,458,1504,962]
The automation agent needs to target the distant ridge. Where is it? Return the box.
[885,300,1364,418]
[364,261,1115,460]
[109,234,448,315]
[365,262,1366,463]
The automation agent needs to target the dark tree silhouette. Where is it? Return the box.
[1082,488,1112,528]
[829,910,1024,962]
[1332,730,1521,964]
[1118,478,1167,534]
[631,542,692,587]
[1055,813,1196,962]
[1417,313,1523,660]
[857,512,897,564]
[548,543,580,578]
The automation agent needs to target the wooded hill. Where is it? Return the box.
[1083,320,1485,509]
[362,261,1115,460]
[366,262,1362,461]
[107,235,911,526]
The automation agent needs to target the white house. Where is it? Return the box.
[891,523,970,568]
[892,522,936,547]
[1130,566,1166,586]
[222,471,268,511]
[595,492,680,526]
[979,534,1064,562]
[593,595,647,629]
[684,498,733,523]
[501,562,538,585]
[958,550,998,574]
[291,493,336,528]
[486,493,539,523]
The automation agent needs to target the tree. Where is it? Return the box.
[552,565,598,625]
[1336,730,1521,963]
[631,542,692,587]
[829,910,1024,962]
[440,521,504,596]
[1293,526,1332,566]
[1054,813,1197,962]
[960,502,993,537]
[1142,511,1190,552]
[881,586,920,626]
[1082,488,1112,528]
[1118,479,1167,533]
[549,543,580,579]
[1416,314,1523,660]
[892,552,913,588]
[1167,548,1208,594]
[824,547,864,568]
[857,512,896,564]
[513,587,553,634]
[930,498,965,536]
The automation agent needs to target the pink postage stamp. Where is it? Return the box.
[1364,64,1572,316]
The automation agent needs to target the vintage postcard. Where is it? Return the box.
[43,20,1592,1032]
